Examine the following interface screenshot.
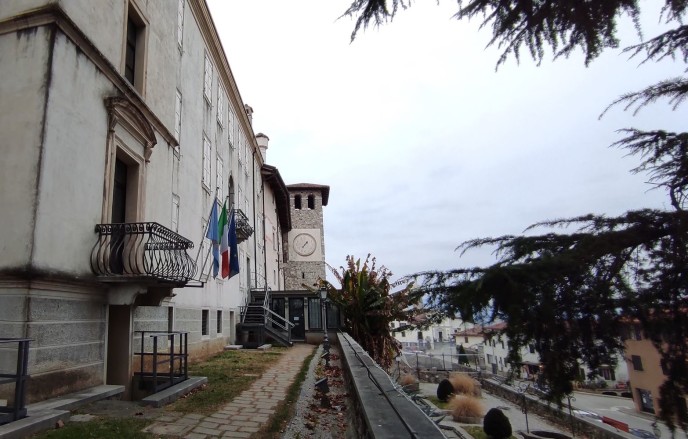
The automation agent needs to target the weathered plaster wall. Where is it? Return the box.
[32,31,114,276]
[0,27,51,271]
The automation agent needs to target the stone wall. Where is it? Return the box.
[337,333,446,439]
[480,379,630,439]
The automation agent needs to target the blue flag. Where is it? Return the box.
[205,200,220,278]
[228,209,240,279]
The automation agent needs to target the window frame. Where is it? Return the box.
[201,309,209,336]
[171,193,180,232]
[177,0,185,50]
[203,52,213,103]
[202,135,211,191]
[174,89,182,141]
[217,85,225,128]
[631,355,644,371]
[308,298,322,330]
[123,2,148,95]
[216,155,223,202]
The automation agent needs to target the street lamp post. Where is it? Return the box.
[320,287,329,353]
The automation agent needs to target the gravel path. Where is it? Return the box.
[281,343,354,439]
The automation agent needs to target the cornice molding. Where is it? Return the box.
[0,4,178,149]
[106,96,157,161]
[0,275,106,300]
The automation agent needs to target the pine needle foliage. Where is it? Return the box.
[324,254,421,370]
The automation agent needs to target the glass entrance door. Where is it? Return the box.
[288,298,305,339]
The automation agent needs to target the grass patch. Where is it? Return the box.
[166,348,286,415]
[33,418,153,439]
[463,425,518,439]
[260,348,317,437]
[427,395,450,409]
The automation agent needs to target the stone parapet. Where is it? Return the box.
[337,333,446,439]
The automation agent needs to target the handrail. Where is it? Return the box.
[262,286,270,315]
[133,331,188,395]
[266,315,289,332]
[266,307,295,328]
[0,338,31,425]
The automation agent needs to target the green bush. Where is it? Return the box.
[437,378,455,402]
[483,408,512,439]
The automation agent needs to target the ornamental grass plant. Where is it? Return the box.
[450,373,480,396]
[448,395,484,420]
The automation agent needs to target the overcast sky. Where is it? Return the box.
[207,0,685,283]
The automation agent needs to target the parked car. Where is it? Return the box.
[572,409,603,422]
[629,428,657,439]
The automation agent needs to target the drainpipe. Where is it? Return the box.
[252,150,258,289]
[261,173,268,290]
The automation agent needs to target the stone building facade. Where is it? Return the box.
[0,0,326,404]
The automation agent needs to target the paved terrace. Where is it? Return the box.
[142,343,315,438]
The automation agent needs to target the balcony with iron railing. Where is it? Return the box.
[90,222,197,286]
[234,209,253,243]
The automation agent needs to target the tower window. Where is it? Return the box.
[294,195,302,209]
[307,194,315,209]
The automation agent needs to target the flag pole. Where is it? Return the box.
[193,187,220,282]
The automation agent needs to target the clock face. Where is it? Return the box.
[294,233,317,256]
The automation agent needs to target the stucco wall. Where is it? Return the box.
[32,31,115,276]
[0,27,51,271]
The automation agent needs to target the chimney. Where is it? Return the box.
[244,104,253,126]
[256,133,269,161]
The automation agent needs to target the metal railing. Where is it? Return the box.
[133,331,188,396]
[238,287,294,345]
[265,307,294,343]
[91,222,197,284]
[0,338,31,425]
[234,209,253,242]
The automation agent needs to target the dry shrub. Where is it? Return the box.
[450,373,479,396]
[448,395,485,419]
[399,373,418,387]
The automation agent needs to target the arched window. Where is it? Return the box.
[294,195,302,210]
[307,194,315,209]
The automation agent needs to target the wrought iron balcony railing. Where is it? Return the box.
[235,209,253,242]
[91,222,197,284]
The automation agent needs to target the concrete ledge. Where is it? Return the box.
[224,345,243,350]
[0,409,70,439]
[0,385,125,439]
[141,376,207,408]
[27,385,124,413]
[338,333,446,439]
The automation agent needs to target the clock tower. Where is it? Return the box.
[284,183,329,290]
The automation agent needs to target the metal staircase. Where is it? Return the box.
[238,287,294,348]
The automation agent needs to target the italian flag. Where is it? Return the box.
[218,201,230,278]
